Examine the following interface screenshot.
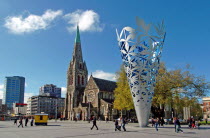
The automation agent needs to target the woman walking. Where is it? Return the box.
[155,118,159,131]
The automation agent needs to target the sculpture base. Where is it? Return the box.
[134,101,151,127]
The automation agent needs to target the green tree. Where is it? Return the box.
[114,65,134,112]
[152,63,209,117]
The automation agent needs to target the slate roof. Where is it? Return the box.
[101,99,114,104]
[92,77,117,92]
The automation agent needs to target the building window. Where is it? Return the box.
[82,76,84,85]
[79,64,82,69]
[77,75,80,85]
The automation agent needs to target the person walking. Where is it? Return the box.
[160,117,165,127]
[90,116,98,130]
[18,118,24,128]
[155,118,159,131]
[31,117,34,126]
[14,118,17,125]
[151,118,155,127]
[25,117,28,127]
[115,119,121,131]
[192,119,196,128]
[188,117,193,129]
[174,118,183,133]
[106,117,109,123]
[121,117,127,131]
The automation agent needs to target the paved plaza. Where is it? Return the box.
[0,120,210,138]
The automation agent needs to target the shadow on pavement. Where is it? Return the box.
[46,125,61,126]
[184,132,196,134]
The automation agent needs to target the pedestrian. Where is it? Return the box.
[18,118,24,128]
[173,117,176,132]
[106,117,109,123]
[25,117,28,126]
[151,118,155,127]
[206,118,208,124]
[160,117,165,127]
[31,117,34,126]
[189,117,193,129]
[158,118,161,127]
[174,118,183,133]
[192,119,195,128]
[115,119,121,131]
[14,118,17,125]
[121,117,127,131]
[90,116,98,130]
[155,118,159,131]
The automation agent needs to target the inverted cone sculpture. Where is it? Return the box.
[116,17,166,127]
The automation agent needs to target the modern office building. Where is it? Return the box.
[30,95,64,118]
[39,84,61,98]
[26,97,32,115]
[3,76,25,109]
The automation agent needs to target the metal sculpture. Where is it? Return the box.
[116,17,166,127]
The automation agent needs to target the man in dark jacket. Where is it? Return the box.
[115,119,121,131]
[90,116,98,130]
[121,117,127,131]
[174,118,183,133]
[18,118,23,128]
[25,117,28,126]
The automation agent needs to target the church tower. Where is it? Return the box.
[64,26,88,120]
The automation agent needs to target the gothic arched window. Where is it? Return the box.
[82,76,84,85]
[78,75,80,85]
[79,64,82,69]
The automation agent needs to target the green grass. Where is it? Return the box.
[198,121,210,125]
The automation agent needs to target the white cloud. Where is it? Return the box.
[4,9,63,34]
[24,92,35,103]
[61,87,67,98]
[92,70,116,81]
[0,84,4,99]
[64,10,103,32]
[0,84,4,89]
[0,90,3,99]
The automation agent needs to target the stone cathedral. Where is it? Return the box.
[63,26,118,121]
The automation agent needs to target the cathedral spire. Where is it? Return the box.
[75,25,81,44]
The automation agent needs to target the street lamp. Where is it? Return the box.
[55,99,58,122]
[87,94,91,123]
[201,106,204,119]
[88,101,90,123]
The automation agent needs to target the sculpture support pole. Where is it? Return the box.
[117,17,166,127]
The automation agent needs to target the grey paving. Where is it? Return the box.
[0,120,210,138]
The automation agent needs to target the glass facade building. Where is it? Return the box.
[39,84,61,98]
[3,76,25,109]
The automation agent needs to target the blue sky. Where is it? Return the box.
[0,0,210,102]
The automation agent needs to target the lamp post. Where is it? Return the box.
[88,101,90,123]
[55,99,58,122]
[201,106,204,119]
[172,111,173,119]
[87,94,91,123]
